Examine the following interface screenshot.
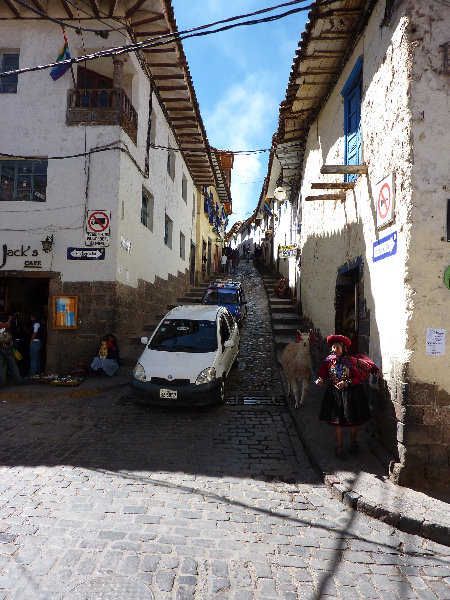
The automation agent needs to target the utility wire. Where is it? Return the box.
[1,0,338,79]
[0,142,302,162]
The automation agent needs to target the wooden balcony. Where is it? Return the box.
[66,88,138,145]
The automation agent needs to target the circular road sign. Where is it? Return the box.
[377,183,391,220]
[88,211,110,233]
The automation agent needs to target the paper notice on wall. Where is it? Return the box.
[425,328,446,355]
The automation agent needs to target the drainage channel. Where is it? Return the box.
[225,395,285,405]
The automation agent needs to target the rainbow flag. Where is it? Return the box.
[50,32,71,81]
[264,199,273,216]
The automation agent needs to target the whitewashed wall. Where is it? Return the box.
[299,0,414,374]
[0,21,196,288]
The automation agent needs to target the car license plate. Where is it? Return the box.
[160,389,177,399]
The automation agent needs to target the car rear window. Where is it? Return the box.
[149,319,218,352]
[203,289,238,305]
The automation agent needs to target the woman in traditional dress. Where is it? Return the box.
[315,335,379,457]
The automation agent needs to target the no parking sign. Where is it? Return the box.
[85,210,111,247]
[375,173,395,229]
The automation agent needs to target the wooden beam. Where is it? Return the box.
[305,193,346,201]
[311,182,355,189]
[158,85,186,91]
[31,0,46,13]
[170,116,197,121]
[309,34,353,41]
[320,164,368,175]
[3,0,21,17]
[131,13,164,27]
[162,98,191,103]
[125,0,146,18]
[144,48,176,53]
[134,29,171,37]
[146,62,179,68]
[60,0,73,17]
[88,0,99,17]
[153,74,185,80]
[107,0,117,17]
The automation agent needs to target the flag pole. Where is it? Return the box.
[61,26,76,88]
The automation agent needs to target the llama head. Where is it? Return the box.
[296,329,314,347]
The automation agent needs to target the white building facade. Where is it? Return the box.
[0,1,225,371]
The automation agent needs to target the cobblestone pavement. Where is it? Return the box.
[0,263,449,600]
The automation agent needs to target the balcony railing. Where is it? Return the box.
[66,88,138,145]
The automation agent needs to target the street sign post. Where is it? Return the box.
[85,210,111,247]
[373,231,397,262]
[67,247,105,260]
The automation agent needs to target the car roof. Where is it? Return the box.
[163,304,225,321]
[206,281,242,290]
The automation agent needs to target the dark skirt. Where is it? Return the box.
[319,384,371,426]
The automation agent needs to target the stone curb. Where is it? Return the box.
[262,275,450,549]
[282,386,450,547]
[0,379,130,403]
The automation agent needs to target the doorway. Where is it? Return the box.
[0,276,50,374]
[335,266,360,354]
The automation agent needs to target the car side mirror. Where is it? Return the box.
[224,340,234,348]
[141,336,149,345]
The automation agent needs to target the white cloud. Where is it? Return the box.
[203,73,276,224]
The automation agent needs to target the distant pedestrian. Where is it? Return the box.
[221,254,228,273]
[246,244,251,262]
[28,310,43,377]
[315,335,379,457]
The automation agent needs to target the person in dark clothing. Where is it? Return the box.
[0,313,23,385]
[315,334,379,457]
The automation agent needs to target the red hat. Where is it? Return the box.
[327,335,351,348]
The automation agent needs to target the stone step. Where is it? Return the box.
[271,306,298,314]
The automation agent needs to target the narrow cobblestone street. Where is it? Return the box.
[0,263,449,600]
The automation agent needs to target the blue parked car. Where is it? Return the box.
[201,281,248,326]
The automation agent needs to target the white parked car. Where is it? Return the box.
[132,304,240,406]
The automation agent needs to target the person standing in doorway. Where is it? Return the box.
[28,311,43,377]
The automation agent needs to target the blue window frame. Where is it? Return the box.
[0,160,48,202]
[341,58,362,182]
[0,54,19,93]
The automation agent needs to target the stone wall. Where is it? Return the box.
[46,270,189,373]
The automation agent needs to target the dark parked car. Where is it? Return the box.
[201,281,247,326]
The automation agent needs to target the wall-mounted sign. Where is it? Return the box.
[120,236,132,254]
[24,260,42,269]
[52,295,78,329]
[0,244,40,269]
[426,328,446,356]
[278,245,297,258]
[444,265,450,290]
[374,173,395,229]
[67,247,105,260]
[85,210,110,247]
[373,231,397,262]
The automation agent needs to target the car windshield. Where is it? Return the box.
[149,319,218,352]
[203,289,238,305]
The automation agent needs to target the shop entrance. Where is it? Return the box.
[0,275,50,374]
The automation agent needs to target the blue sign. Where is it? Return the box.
[67,247,105,260]
[373,232,397,262]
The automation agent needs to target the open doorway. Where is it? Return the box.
[335,266,360,354]
[0,276,49,375]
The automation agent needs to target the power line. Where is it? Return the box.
[1,0,338,79]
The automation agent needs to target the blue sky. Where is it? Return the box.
[172,1,309,228]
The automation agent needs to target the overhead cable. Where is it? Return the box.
[2,0,338,79]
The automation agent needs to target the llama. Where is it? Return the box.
[280,330,314,408]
